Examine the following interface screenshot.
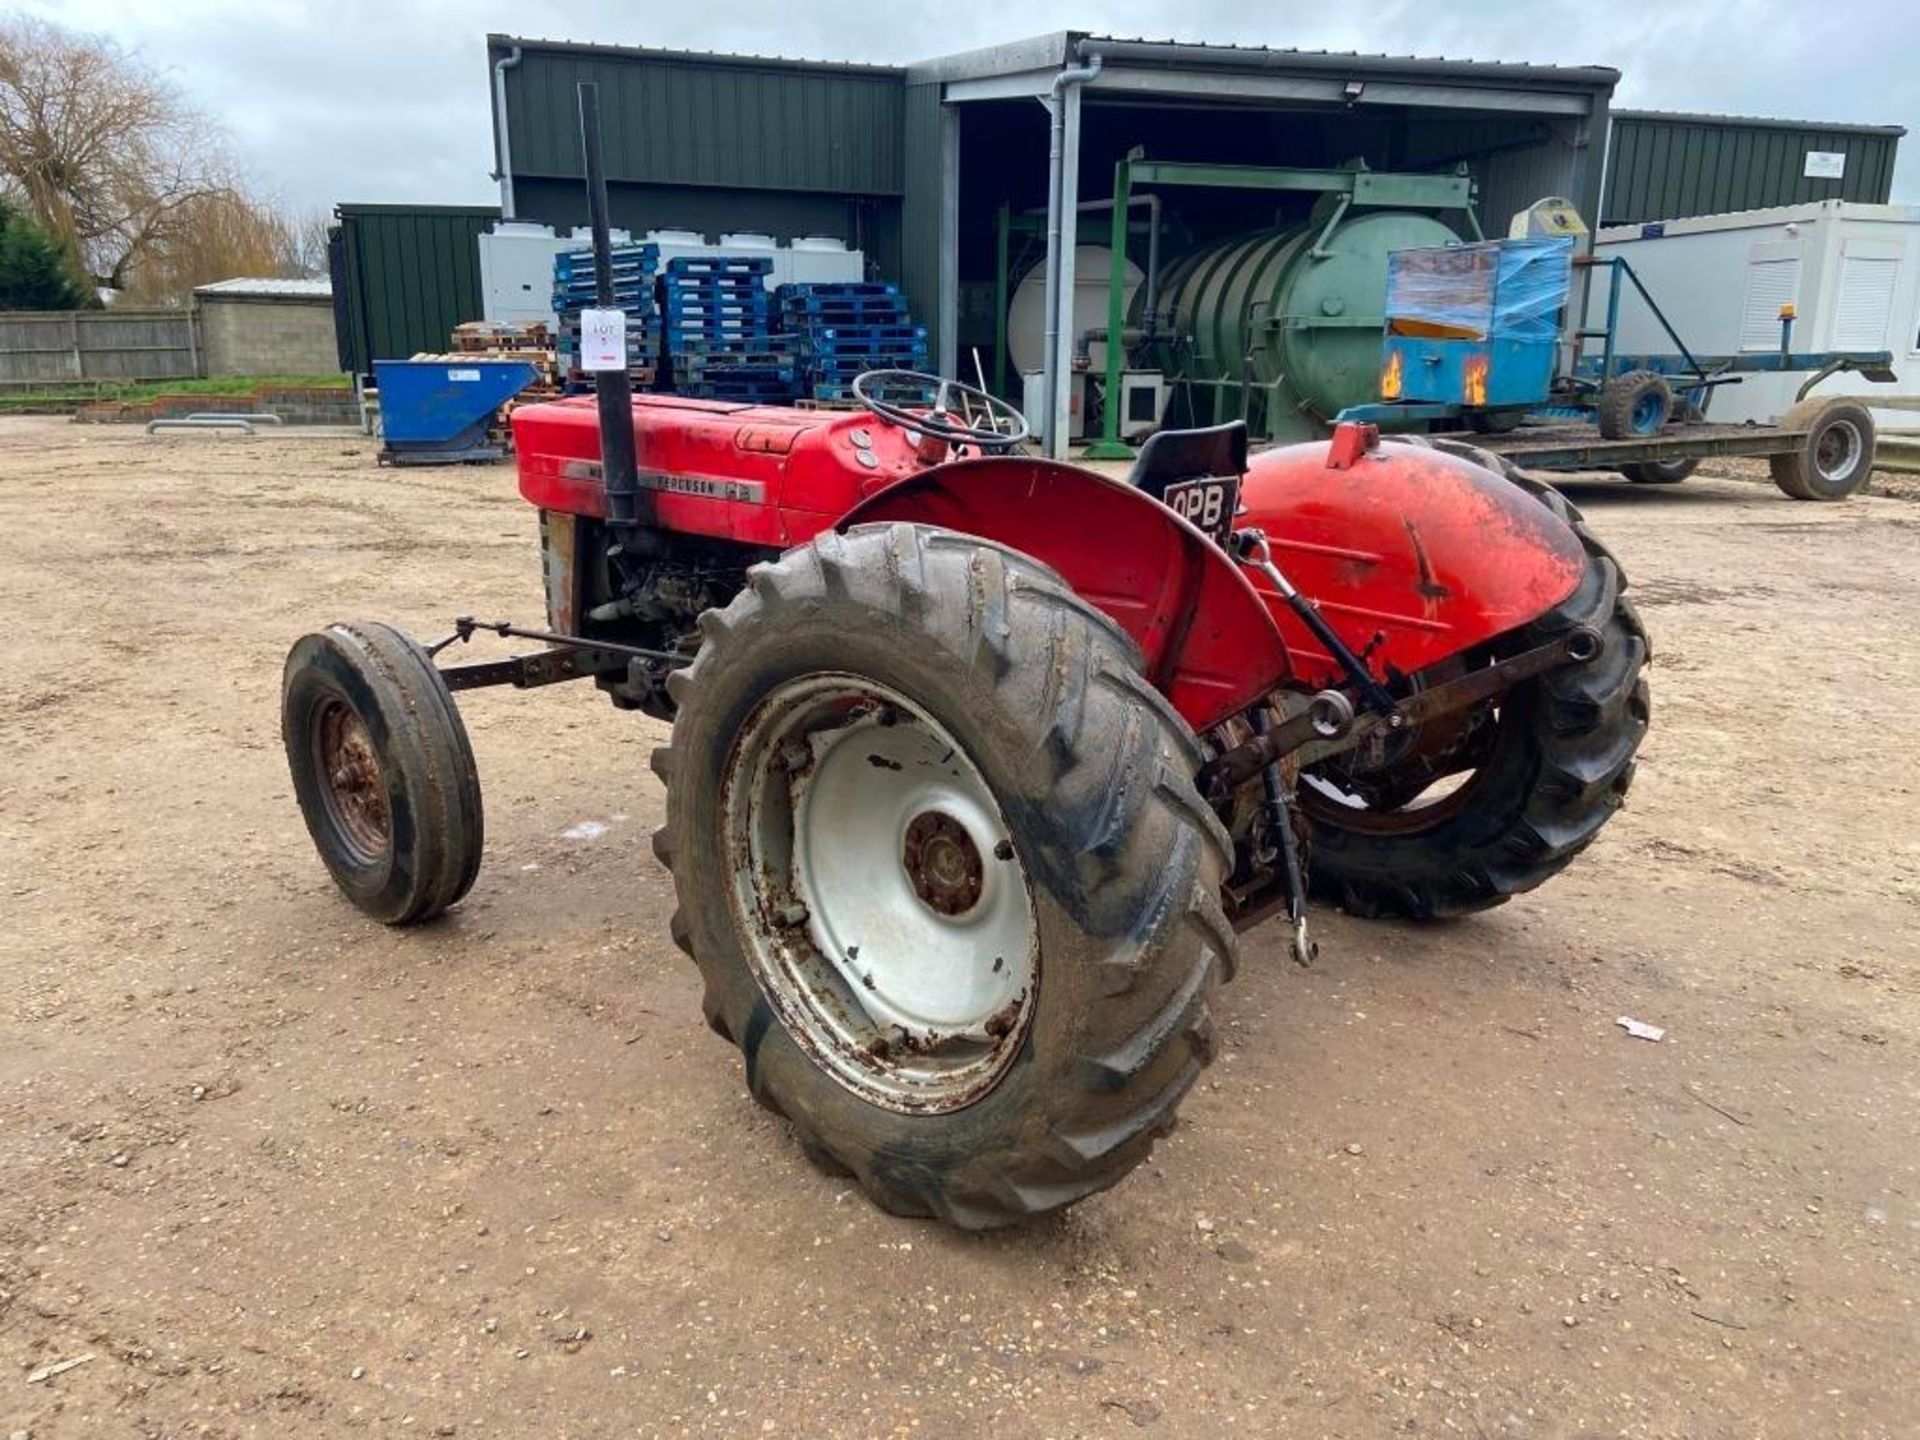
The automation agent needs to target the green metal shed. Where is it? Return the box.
[484,37,906,279]
[329,203,499,378]
[1602,110,1904,224]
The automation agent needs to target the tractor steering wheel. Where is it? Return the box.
[852,369,1030,452]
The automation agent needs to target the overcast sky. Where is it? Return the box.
[15,0,1919,216]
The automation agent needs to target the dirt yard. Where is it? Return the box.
[1,417,1915,1439]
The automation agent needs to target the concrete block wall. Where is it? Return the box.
[199,296,340,377]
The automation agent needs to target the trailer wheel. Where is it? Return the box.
[1597,370,1673,440]
[651,522,1235,1228]
[282,621,484,925]
[1771,398,1876,500]
[1300,487,1649,920]
[1621,457,1699,485]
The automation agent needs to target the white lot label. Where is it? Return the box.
[579,308,628,372]
[447,368,480,382]
[1805,150,1846,179]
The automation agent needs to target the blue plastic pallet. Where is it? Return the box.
[666,255,773,276]
[553,249,658,279]
[665,322,773,340]
[776,282,898,302]
[554,280,657,308]
[809,379,934,403]
[808,346,929,366]
[663,299,772,318]
[779,297,906,316]
[799,327,927,349]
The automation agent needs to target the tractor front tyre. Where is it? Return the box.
[1301,498,1649,920]
[1771,398,1876,500]
[282,621,484,925]
[651,522,1236,1228]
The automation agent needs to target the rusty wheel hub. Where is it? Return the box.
[315,700,389,861]
[902,810,984,917]
[721,674,1039,1114]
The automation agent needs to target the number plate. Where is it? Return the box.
[1159,476,1241,547]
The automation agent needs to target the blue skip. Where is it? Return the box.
[374,359,538,465]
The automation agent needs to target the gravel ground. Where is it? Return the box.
[1,419,1915,1439]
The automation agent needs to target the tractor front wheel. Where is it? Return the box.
[651,523,1236,1228]
[282,621,484,925]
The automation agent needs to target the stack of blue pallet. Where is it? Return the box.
[552,244,659,386]
[661,256,797,403]
[774,283,929,402]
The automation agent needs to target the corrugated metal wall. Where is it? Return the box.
[497,42,904,196]
[332,204,497,376]
[898,82,946,363]
[1395,113,1604,237]
[1603,112,1901,223]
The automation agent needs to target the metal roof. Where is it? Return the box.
[487,33,904,78]
[1613,107,1906,138]
[194,277,332,298]
[911,31,1618,90]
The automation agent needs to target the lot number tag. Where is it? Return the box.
[580,308,628,372]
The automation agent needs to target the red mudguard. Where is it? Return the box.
[1236,435,1588,689]
[842,458,1289,733]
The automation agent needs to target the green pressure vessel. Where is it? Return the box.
[1147,209,1459,441]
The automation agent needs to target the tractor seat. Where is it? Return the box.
[1124,421,1249,502]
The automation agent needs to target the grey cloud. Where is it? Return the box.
[18,0,1917,213]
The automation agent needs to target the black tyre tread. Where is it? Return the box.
[651,522,1236,1227]
[283,621,483,925]
[1317,441,1650,920]
[1622,457,1699,485]
[1770,397,1876,501]
[1596,369,1672,441]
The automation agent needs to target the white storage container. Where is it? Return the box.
[1592,201,1920,427]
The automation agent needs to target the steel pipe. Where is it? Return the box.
[1039,53,1101,456]
[492,44,524,219]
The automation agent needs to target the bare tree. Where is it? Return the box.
[0,15,244,295]
[281,209,335,279]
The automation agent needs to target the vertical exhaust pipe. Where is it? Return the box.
[576,82,649,548]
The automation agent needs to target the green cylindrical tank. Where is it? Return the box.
[1145,208,1460,441]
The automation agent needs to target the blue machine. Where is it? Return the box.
[1366,236,1573,418]
[1341,235,1893,437]
[374,358,539,466]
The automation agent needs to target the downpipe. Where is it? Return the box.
[492,45,523,219]
[1040,52,1101,454]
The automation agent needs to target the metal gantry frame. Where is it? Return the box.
[1083,153,1480,459]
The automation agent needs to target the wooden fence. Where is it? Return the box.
[0,310,200,386]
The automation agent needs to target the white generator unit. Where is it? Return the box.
[1020,369,1166,443]
[478,226,864,330]
[1593,201,1920,427]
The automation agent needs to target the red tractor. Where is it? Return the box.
[284,369,1647,1228]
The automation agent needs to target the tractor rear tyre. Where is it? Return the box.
[282,621,484,925]
[1301,490,1649,920]
[1771,398,1876,500]
[651,522,1236,1228]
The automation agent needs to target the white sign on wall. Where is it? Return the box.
[1804,151,1847,180]
[579,308,628,372]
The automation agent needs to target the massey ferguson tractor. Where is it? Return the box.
[283,364,1648,1228]
[282,87,1645,1229]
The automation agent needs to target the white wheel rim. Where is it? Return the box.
[721,674,1039,1113]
